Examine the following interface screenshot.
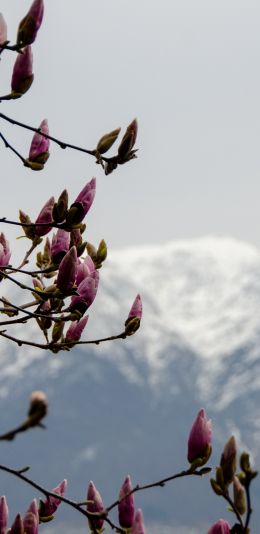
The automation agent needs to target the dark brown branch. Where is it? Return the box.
[0,132,26,164]
[106,467,211,513]
[0,421,45,442]
[0,112,96,158]
[0,330,127,351]
[222,491,244,529]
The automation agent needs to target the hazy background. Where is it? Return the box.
[1,0,260,252]
[1,1,260,532]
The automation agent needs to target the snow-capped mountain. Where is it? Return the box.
[0,236,260,533]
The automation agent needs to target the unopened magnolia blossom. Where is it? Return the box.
[70,270,99,314]
[65,316,89,343]
[34,196,55,236]
[187,408,212,464]
[132,509,146,534]
[56,246,77,292]
[39,480,67,520]
[87,481,105,532]
[208,518,231,534]
[51,229,70,263]
[118,475,135,529]
[0,233,11,267]
[0,496,8,532]
[17,0,44,47]
[0,13,7,44]
[28,119,50,165]
[66,178,96,225]
[11,45,34,96]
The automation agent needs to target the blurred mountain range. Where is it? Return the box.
[0,236,260,533]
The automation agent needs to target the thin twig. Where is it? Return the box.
[0,132,26,164]
[106,467,210,513]
[0,330,127,351]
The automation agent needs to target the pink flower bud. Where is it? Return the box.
[8,513,23,534]
[0,496,8,532]
[187,408,212,465]
[35,196,55,236]
[66,178,96,225]
[23,511,38,534]
[56,246,77,292]
[0,14,7,44]
[128,294,142,320]
[207,519,231,534]
[39,479,67,520]
[124,294,142,335]
[87,481,105,532]
[76,256,95,285]
[132,509,146,534]
[27,500,38,522]
[70,270,99,314]
[11,46,34,97]
[65,316,89,343]
[51,229,70,263]
[28,119,50,165]
[118,475,135,529]
[17,0,44,47]
[0,233,11,267]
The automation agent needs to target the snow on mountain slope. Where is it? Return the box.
[1,235,260,406]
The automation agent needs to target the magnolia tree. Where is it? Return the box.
[0,2,257,533]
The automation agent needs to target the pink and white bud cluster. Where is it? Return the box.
[21,177,96,238]
[1,480,67,532]
[86,477,146,533]
[3,496,39,534]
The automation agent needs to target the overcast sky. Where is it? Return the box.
[1,0,260,254]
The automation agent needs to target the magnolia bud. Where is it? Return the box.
[66,178,96,226]
[187,409,212,467]
[233,475,246,515]
[34,197,55,236]
[87,481,105,532]
[118,475,135,529]
[27,390,48,426]
[52,189,68,223]
[207,519,231,534]
[132,509,146,534]
[56,246,77,292]
[96,127,121,154]
[26,119,49,168]
[0,14,7,44]
[11,46,34,98]
[124,294,142,335]
[17,0,44,47]
[51,321,65,343]
[39,479,67,522]
[220,436,237,486]
[118,119,138,163]
[19,210,36,240]
[0,496,9,532]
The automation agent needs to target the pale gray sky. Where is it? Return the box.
[1,0,260,255]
